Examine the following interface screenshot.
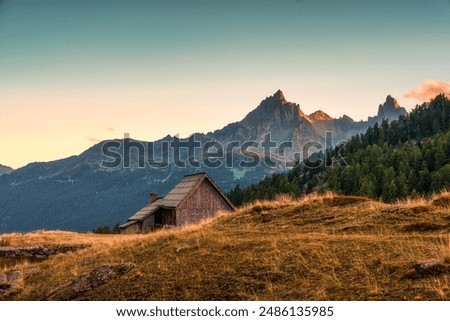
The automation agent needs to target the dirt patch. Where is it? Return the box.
[323,196,371,207]
[401,222,447,232]
[432,195,450,208]
[410,206,429,214]
[251,204,275,213]
[405,261,450,279]
[381,207,414,215]
[341,224,375,232]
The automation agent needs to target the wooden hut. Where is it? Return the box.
[119,173,235,234]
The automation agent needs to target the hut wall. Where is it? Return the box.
[176,179,232,226]
[141,214,155,233]
[120,222,141,234]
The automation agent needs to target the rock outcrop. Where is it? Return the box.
[369,95,407,123]
[44,263,136,300]
[0,271,23,298]
[0,245,89,260]
[71,263,136,293]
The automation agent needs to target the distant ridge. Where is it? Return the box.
[0,164,13,176]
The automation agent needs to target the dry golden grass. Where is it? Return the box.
[1,192,450,300]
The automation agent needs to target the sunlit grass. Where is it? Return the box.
[1,192,450,300]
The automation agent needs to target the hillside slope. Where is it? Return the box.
[1,193,450,300]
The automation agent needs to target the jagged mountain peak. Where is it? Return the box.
[260,89,288,106]
[273,89,287,103]
[341,114,354,122]
[383,95,400,109]
[239,90,310,128]
[309,110,333,121]
[376,94,407,120]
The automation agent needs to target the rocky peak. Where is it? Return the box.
[242,90,306,126]
[273,89,287,104]
[309,110,333,121]
[261,89,288,106]
[377,95,407,121]
[383,95,400,109]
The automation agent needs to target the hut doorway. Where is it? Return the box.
[154,209,176,227]
[154,211,163,225]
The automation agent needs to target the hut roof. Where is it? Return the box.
[127,199,163,221]
[163,172,235,209]
[163,173,209,208]
[119,221,139,228]
[120,172,235,227]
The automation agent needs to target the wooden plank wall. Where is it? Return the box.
[176,180,233,226]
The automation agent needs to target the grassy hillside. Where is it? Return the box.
[1,192,450,300]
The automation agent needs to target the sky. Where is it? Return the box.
[1,0,449,169]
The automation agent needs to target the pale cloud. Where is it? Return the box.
[107,127,115,132]
[87,137,100,143]
[404,80,450,101]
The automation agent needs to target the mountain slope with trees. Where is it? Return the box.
[228,94,450,205]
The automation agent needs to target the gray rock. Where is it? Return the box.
[44,262,136,299]
[79,258,94,266]
[7,271,23,282]
[0,245,89,260]
[0,270,23,298]
[72,263,136,293]
[24,268,41,277]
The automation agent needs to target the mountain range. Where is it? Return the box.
[228,93,449,205]
[0,165,13,176]
[0,90,407,232]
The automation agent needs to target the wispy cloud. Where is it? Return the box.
[107,127,115,132]
[87,137,100,143]
[404,80,450,101]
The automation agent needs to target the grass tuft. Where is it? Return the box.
[0,238,11,247]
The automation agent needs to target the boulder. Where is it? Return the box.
[0,270,24,298]
[72,263,136,293]
[0,245,88,260]
[44,262,136,300]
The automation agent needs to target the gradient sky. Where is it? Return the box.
[1,0,449,168]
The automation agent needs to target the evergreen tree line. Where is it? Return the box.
[228,94,450,205]
[92,223,121,234]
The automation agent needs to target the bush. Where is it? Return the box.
[93,223,120,234]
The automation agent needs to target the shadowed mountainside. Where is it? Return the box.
[0,164,13,176]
